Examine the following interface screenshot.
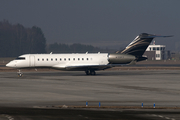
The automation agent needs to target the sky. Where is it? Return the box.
[0,0,180,51]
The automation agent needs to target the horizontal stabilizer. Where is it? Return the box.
[142,35,173,38]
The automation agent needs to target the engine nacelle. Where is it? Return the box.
[108,53,136,64]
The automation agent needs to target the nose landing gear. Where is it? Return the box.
[17,70,23,77]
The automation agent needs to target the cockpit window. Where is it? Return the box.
[15,57,25,60]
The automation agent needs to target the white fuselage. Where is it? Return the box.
[6,53,109,70]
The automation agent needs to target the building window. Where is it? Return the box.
[156,54,160,58]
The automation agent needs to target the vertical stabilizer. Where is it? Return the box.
[121,33,172,57]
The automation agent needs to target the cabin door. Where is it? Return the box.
[29,55,35,67]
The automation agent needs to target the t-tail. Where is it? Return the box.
[120,33,172,62]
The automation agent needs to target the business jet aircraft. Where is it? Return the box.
[6,33,171,76]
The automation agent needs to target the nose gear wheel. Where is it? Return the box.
[17,70,23,77]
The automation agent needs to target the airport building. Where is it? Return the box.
[143,41,166,60]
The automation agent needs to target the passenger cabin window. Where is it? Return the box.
[55,58,57,61]
[64,58,66,61]
[42,59,44,61]
[82,58,84,60]
[68,58,70,61]
[38,59,40,61]
[47,59,48,61]
[87,58,88,60]
[73,58,75,60]
[60,58,62,61]
[15,57,25,60]
[78,58,80,61]
[51,58,53,61]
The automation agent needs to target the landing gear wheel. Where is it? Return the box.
[17,70,23,77]
[18,73,23,77]
[90,70,96,75]
[85,70,90,75]
[85,70,96,75]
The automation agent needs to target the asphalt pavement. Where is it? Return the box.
[0,70,180,120]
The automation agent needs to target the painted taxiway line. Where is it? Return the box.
[0,114,14,120]
[150,114,175,120]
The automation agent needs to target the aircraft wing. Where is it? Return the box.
[52,64,129,71]
[52,64,110,71]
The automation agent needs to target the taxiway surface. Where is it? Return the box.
[0,70,180,119]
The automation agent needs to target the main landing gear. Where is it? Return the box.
[17,70,23,77]
[85,70,96,75]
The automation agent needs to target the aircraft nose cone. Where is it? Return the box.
[6,63,11,67]
[6,62,15,67]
